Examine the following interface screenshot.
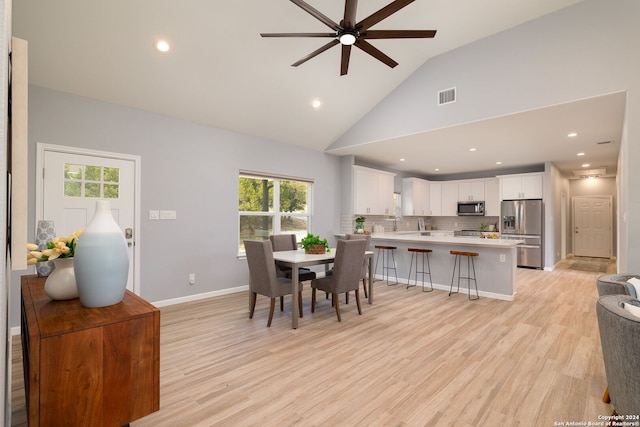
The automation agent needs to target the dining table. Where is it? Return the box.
[271,248,374,329]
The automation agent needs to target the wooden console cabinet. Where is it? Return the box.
[21,275,160,427]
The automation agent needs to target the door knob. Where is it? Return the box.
[125,228,133,239]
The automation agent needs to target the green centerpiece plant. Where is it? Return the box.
[300,233,330,254]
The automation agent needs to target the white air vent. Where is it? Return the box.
[438,87,456,105]
[573,168,606,178]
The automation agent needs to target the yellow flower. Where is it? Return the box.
[28,251,43,259]
[26,229,83,264]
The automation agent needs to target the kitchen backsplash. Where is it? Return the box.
[341,215,500,234]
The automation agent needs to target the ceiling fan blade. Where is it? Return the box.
[356,0,415,31]
[354,39,398,68]
[341,44,352,76]
[292,39,340,67]
[363,30,437,39]
[291,0,341,31]
[343,0,358,28]
[261,33,336,38]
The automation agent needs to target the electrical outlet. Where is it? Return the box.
[189,273,196,285]
[499,254,506,262]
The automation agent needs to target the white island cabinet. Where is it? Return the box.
[358,232,522,301]
[353,166,396,215]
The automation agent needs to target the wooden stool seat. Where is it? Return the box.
[407,248,433,292]
[449,251,479,300]
[374,245,398,285]
[450,250,478,257]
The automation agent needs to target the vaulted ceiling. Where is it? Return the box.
[14,0,620,177]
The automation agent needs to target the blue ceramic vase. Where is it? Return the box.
[74,200,130,308]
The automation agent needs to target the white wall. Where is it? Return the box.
[330,0,640,271]
[10,86,343,327]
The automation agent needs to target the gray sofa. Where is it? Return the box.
[596,294,640,415]
[597,274,640,298]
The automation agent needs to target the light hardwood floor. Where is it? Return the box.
[11,258,616,426]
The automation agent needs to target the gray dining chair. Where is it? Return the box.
[324,234,371,304]
[311,239,368,322]
[345,233,371,301]
[244,240,303,327]
[270,234,317,284]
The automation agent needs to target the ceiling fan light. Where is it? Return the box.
[339,32,357,45]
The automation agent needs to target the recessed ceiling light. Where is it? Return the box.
[155,40,170,53]
[577,152,585,156]
[399,158,405,162]
[496,161,502,165]
[434,168,440,171]
[568,132,578,138]
[582,163,590,167]
[469,148,476,152]
[311,99,322,109]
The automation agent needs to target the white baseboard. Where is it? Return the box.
[151,285,249,308]
[374,275,514,301]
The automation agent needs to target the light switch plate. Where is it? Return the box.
[149,210,160,220]
[160,210,177,220]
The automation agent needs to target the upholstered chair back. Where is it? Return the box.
[596,294,640,415]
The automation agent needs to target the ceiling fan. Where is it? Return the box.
[261,0,437,76]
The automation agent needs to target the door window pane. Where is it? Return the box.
[64,164,82,180]
[62,163,120,199]
[104,184,119,198]
[85,165,101,181]
[103,167,119,182]
[85,183,101,198]
[64,181,82,197]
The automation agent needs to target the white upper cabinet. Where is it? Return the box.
[402,178,430,216]
[484,178,500,216]
[429,182,442,216]
[458,180,485,201]
[441,182,458,216]
[353,166,396,215]
[499,173,543,200]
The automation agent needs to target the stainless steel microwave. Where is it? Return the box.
[457,201,485,216]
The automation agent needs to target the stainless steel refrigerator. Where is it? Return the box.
[501,199,543,269]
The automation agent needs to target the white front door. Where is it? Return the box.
[573,196,612,258]
[37,144,140,293]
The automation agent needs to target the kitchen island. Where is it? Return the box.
[337,232,523,301]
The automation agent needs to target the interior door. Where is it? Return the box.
[41,148,138,292]
[573,196,612,258]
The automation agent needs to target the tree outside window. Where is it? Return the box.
[238,174,311,253]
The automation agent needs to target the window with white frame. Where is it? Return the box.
[238,172,312,254]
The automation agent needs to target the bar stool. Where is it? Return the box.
[449,250,479,300]
[406,248,433,292]
[374,245,398,285]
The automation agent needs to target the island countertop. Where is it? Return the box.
[336,232,524,248]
